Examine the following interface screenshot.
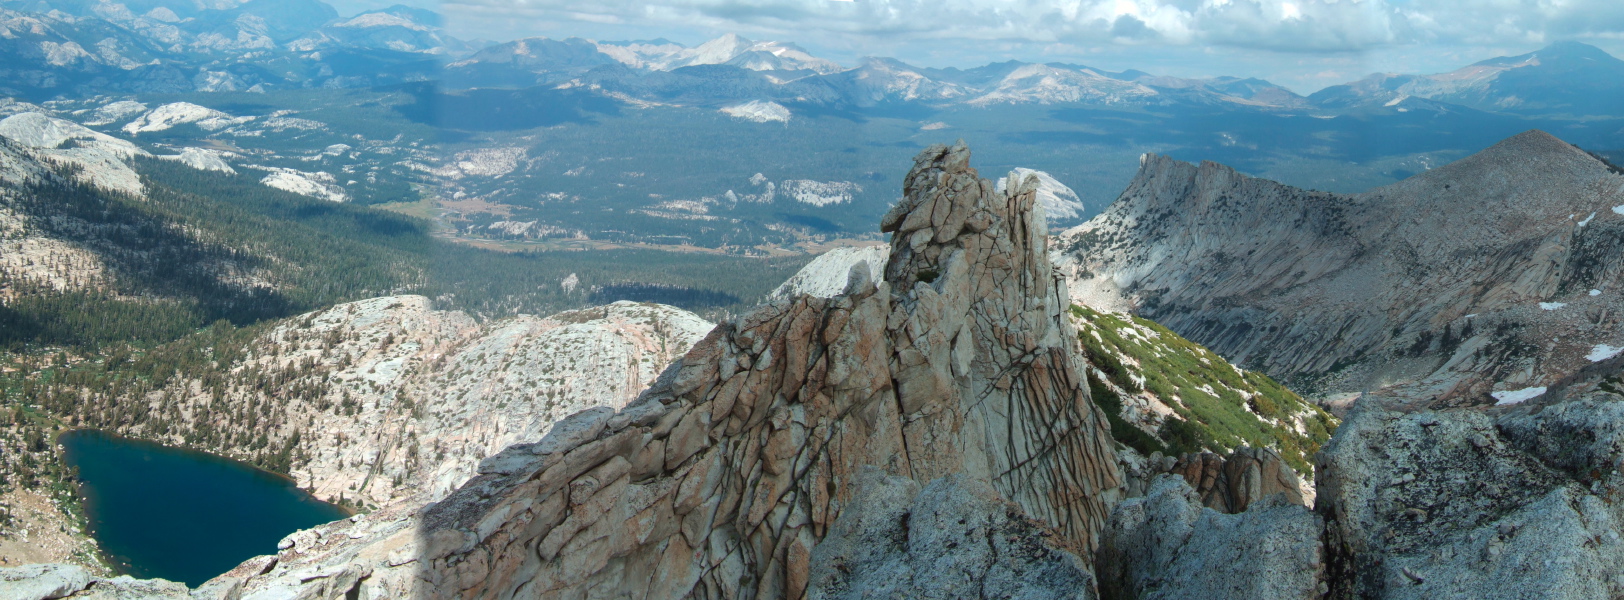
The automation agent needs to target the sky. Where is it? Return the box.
[364,0,1624,93]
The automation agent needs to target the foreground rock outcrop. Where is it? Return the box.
[163,141,1124,599]
[1319,382,1624,599]
[1099,474,1323,600]
[809,470,1096,600]
[0,563,193,600]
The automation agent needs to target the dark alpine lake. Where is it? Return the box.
[59,430,348,586]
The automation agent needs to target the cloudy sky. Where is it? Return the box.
[399,0,1624,92]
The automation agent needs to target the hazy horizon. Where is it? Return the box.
[378,0,1624,93]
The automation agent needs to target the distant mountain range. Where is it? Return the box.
[1310,41,1624,117]
[0,0,1621,252]
[440,31,1624,119]
[3,0,1623,121]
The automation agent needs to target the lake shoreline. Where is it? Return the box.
[53,427,353,511]
[58,428,351,587]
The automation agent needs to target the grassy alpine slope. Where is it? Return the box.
[1071,304,1337,474]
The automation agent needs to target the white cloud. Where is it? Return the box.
[445,1,1351,48]
[442,0,1624,53]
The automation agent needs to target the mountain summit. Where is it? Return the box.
[1056,129,1624,403]
[1311,42,1624,116]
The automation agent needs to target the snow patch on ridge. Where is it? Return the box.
[85,100,147,126]
[1587,345,1623,362]
[1492,386,1546,405]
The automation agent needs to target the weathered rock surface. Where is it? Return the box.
[1318,384,1624,599]
[808,470,1096,600]
[189,141,1121,599]
[1098,474,1323,600]
[0,112,147,196]
[1056,130,1624,403]
[0,563,90,600]
[1164,446,1307,513]
[0,563,193,600]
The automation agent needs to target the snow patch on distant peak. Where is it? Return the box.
[40,41,93,66]
[720,100,790,123]
[1383,94,1409,107]
[336,13,430,31]
[1578,211,1597,227]
[996,167,1085,222]
[1492,386,1546,405]
[1539,302,1567,310]
[123,102,254,135]
[969,63,1157,106]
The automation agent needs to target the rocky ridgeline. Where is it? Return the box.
[778,248,1332,511]
[0,138,112,298]
[1057,130,1624,405]
[85,296,712,510]
[113,142,1122,599]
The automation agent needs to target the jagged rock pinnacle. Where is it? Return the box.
[103,142,1122,600]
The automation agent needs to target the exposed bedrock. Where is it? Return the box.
[197,141,1123,599]
[1163,446,1307,513]
[808,469,1098,600]
[1098,474,1323,600]
[1319,387,1624,600]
